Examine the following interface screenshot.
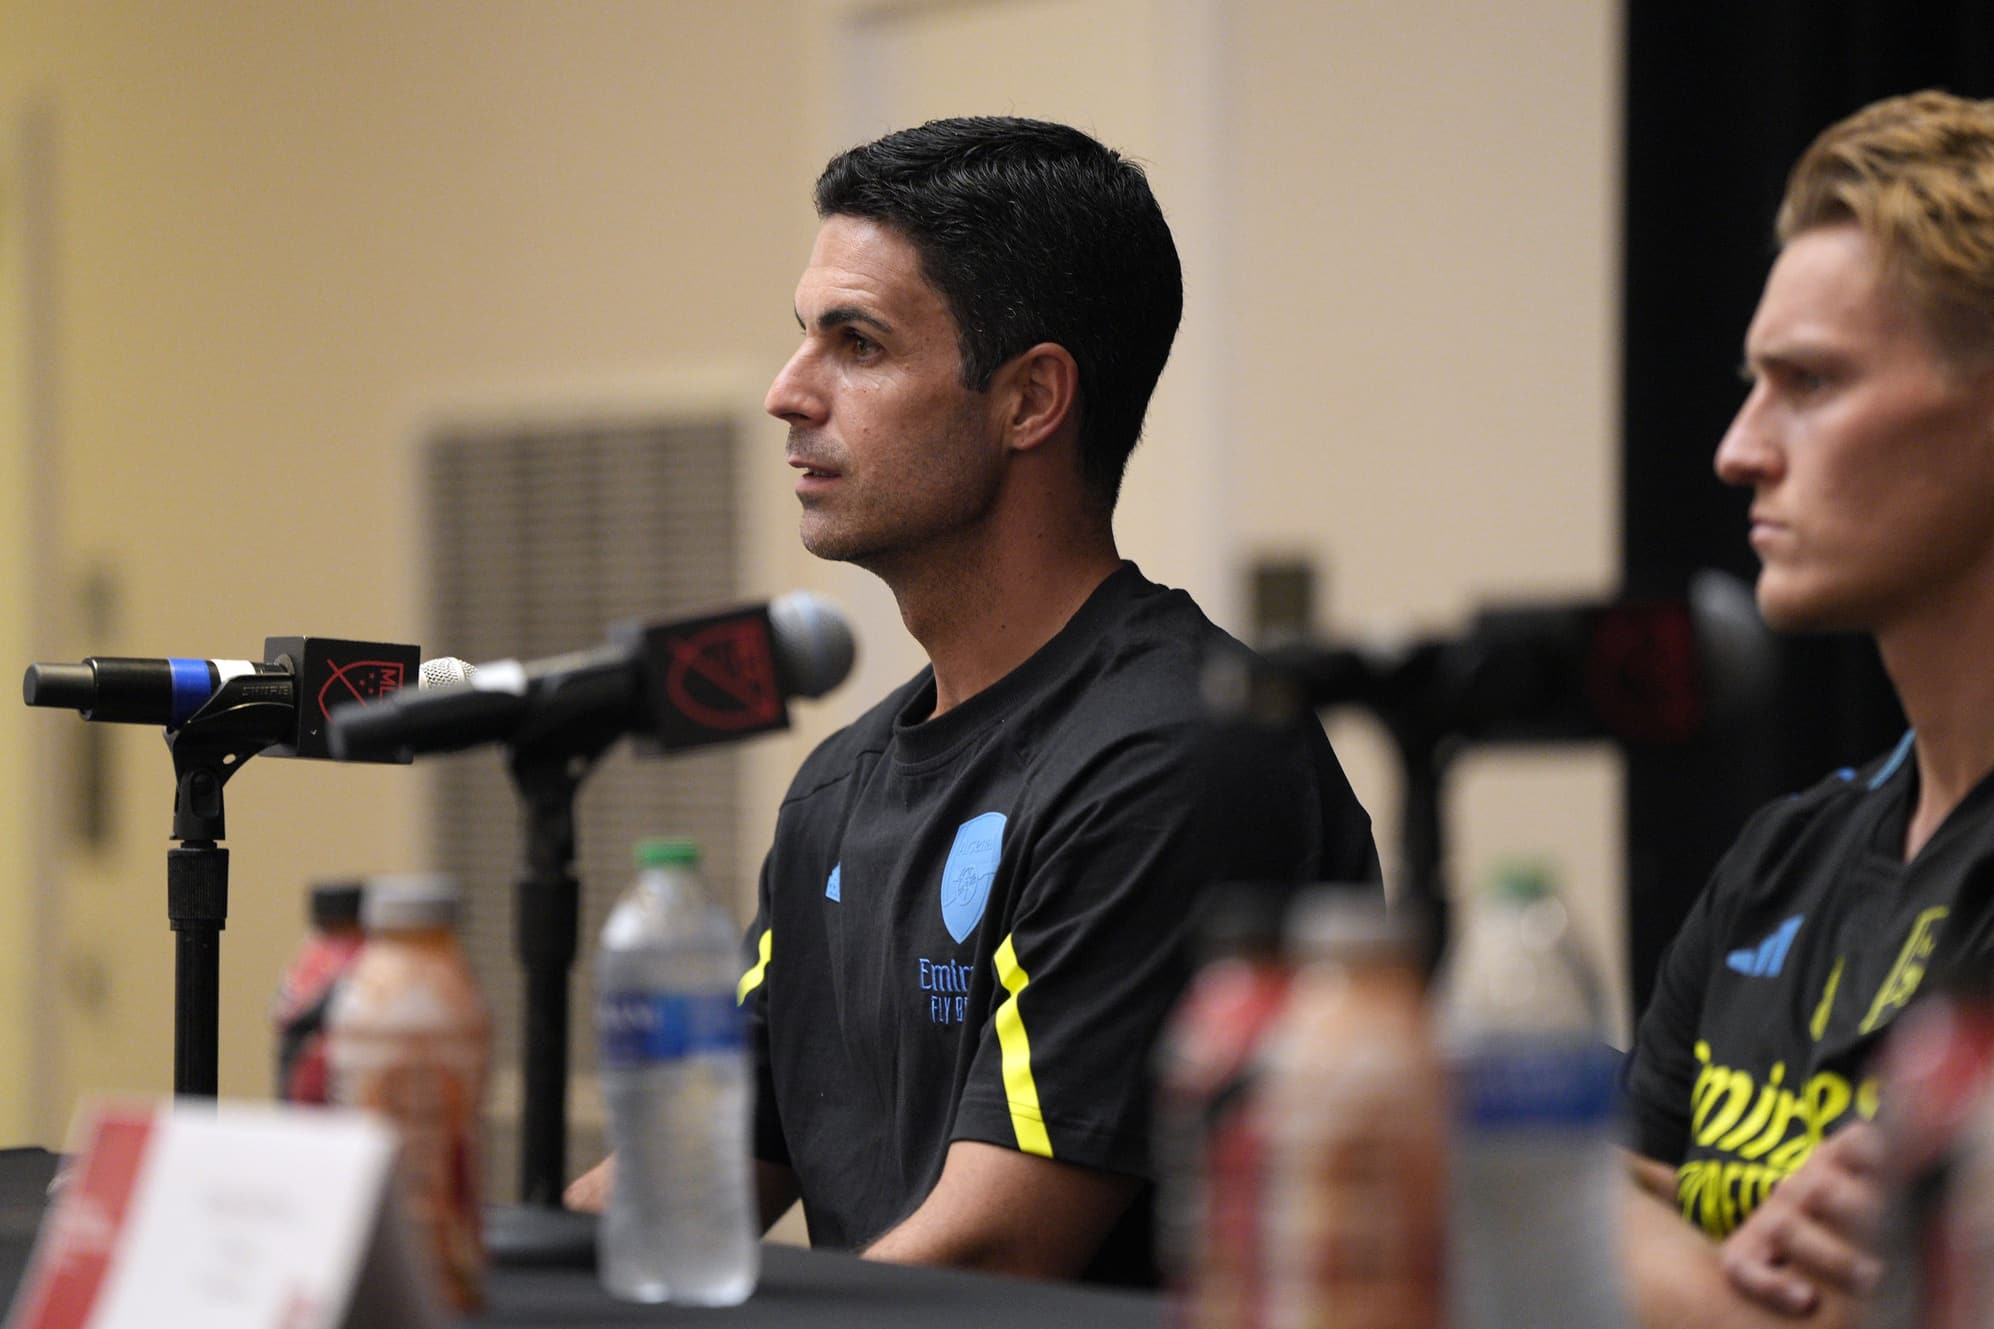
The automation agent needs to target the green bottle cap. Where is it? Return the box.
[1490,859,1556,903]
[635,837,701,869]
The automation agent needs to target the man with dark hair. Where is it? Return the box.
[807,115,1183,512]
[572,116,1377,1283]
[1622,90,1994,1328]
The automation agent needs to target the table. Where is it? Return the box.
[0,1148,1165,1327]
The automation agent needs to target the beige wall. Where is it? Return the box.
[0,0,1624,1145]
[0,0,816,1141]
[0,102,51,1142]
[1229,2,1629,1034]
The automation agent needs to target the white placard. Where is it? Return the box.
[4,1099,447,1329]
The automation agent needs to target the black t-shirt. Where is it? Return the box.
[738,563,1379,1283]
[1625,732,1994,1236]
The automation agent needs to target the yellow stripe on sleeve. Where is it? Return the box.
[737,927,773,1005]
[992,932,1053,1158]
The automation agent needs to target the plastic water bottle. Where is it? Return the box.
[594,836,758,1306]
[1439,861,1627,1328]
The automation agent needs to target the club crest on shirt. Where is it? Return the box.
[939,811,1006,943]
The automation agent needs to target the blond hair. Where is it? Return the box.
[1779,89,1994,362]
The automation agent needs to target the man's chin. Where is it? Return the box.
[799,521,876,567]
[1754,574,1867,635]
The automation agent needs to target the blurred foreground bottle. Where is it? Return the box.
[1439,861,1626,1329]
[1261,890,1447,1329]
[594,837,758,1306]
[1154,882,1294,1328]
[1862,975,1994,1329]
[273,879,365,1104]
[326,874,490,1313]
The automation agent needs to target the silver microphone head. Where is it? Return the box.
[1688,569,1777,728]
[418,656,479,690]
[769,591,856,698]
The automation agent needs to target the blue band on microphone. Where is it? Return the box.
[168,658,215,727]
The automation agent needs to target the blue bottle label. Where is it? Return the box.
[597,990,745,1068]
[1457,1037,1621,1128]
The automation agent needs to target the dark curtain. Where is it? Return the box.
[1620,2,1994,1013]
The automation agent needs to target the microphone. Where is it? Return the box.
[1242,571,1776,747]
[23,637,440,763]
[26,657,289,727]
[326,592,855,762]
[419,657,479,689]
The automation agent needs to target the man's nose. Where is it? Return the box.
[1715,386,1781,488]
[766,346,825,425]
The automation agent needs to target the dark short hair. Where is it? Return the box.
[815,116,1184,510]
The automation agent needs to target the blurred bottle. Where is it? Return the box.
[594,837,758,1306]
[1154,882,1295,1328]
[1438,861,1625,1329]
[326,874,490,1313]
[273,879,365,1104]
[1261,889,1447,1329]
[1863,975,1994,1329]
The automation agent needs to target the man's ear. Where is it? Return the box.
[995,342,1080,454]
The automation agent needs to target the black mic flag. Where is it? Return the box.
[326,592,855,762]
[1236,571,1776,749]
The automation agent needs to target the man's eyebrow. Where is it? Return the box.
[1745,339,1840,372]
[794,305,896,336]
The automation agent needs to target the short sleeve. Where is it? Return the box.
[950,719,1373,1177]
[1623,870,1725,1164]
[737,853,789,1169]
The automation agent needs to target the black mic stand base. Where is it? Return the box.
[484,1203,598,1268]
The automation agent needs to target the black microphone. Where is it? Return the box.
[25,657,291,726]
[326,592,855,762]
[24,637,440,762]
[1243,571,1776,747]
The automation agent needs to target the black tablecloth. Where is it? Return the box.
[0,1148,1164,1327]
[485,1244,1163,1326]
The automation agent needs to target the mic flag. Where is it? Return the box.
[625,606,787,751]
[1572,601,1701,745]
[261,637,423,761]
[324,591,856,762]
[1234,571,1776,749]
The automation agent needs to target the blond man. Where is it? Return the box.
[1622,90,1994,1327]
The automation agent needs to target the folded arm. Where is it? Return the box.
[861,1140,1139,1279]
[564,1154,803,1235]
[1714,1125,1885,1314]
[1622,1152,1865,1329]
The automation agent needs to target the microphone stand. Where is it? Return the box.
[161,686,292,1095]
[1359,640,1463,983]
[483,710,621,1267]
[1378,713,1460,984]
[1205,641,1463,979]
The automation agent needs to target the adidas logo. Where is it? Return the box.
[1727,915,1803,978]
